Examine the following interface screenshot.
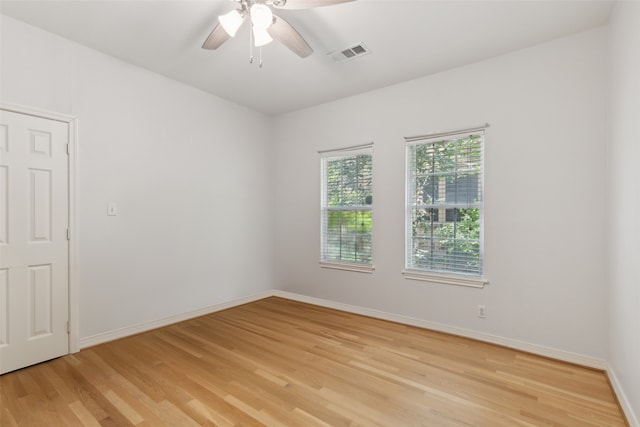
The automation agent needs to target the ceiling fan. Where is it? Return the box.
[202,0,355,60]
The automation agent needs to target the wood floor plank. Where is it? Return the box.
[0,297,628,426]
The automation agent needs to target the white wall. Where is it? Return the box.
[1,15,275,339]
[273,27,610,361]
[609,1,640,424]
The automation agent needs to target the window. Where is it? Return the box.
[320,144,373,272]
[405,130,485,285]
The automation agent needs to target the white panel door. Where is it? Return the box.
[0,109,69,374]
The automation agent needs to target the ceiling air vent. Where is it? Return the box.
[328,43,371,63]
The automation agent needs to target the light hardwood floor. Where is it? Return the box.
[0,297,628,426]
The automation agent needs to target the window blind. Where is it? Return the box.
[406,131,484,276]
[320,144,373,267]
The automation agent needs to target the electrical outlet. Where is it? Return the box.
[477,305,487,318]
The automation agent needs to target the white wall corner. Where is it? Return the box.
[78,290,274,349]
[607,364,640,427]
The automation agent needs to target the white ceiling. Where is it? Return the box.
[0,0,614,115]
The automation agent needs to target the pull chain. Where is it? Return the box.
[247,25,264,68]
[248,25,254,64]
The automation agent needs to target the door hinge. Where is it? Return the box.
[66,143,71,155]
[66,228,71,240]
[67,321,70,334]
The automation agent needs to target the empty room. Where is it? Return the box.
[0,0,638,425]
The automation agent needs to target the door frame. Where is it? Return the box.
[1,103,79,354]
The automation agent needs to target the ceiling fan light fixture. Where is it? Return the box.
[205,0,354,60]
[219,9,244,37]
[250,3,273,29]
[253,26,273,47]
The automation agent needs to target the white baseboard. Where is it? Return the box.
[608,365,640,427]
[79,290,273,349]
[81,288,609,370]
[79,289,632,422]
[272,290,608,370]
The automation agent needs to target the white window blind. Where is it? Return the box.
[405,130,484,277]
[320,143,373,270]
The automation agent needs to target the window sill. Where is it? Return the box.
[320,261,375,274]
[402,269,487,288]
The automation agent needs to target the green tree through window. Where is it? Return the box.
[407,133,483,275]
[321,150,372,265]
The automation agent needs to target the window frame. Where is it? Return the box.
[319,144,374,273]
[403,129,487,288]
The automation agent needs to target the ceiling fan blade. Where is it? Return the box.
[268,15,313,58]
[202,24,231,50]
[272,0,355,10]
